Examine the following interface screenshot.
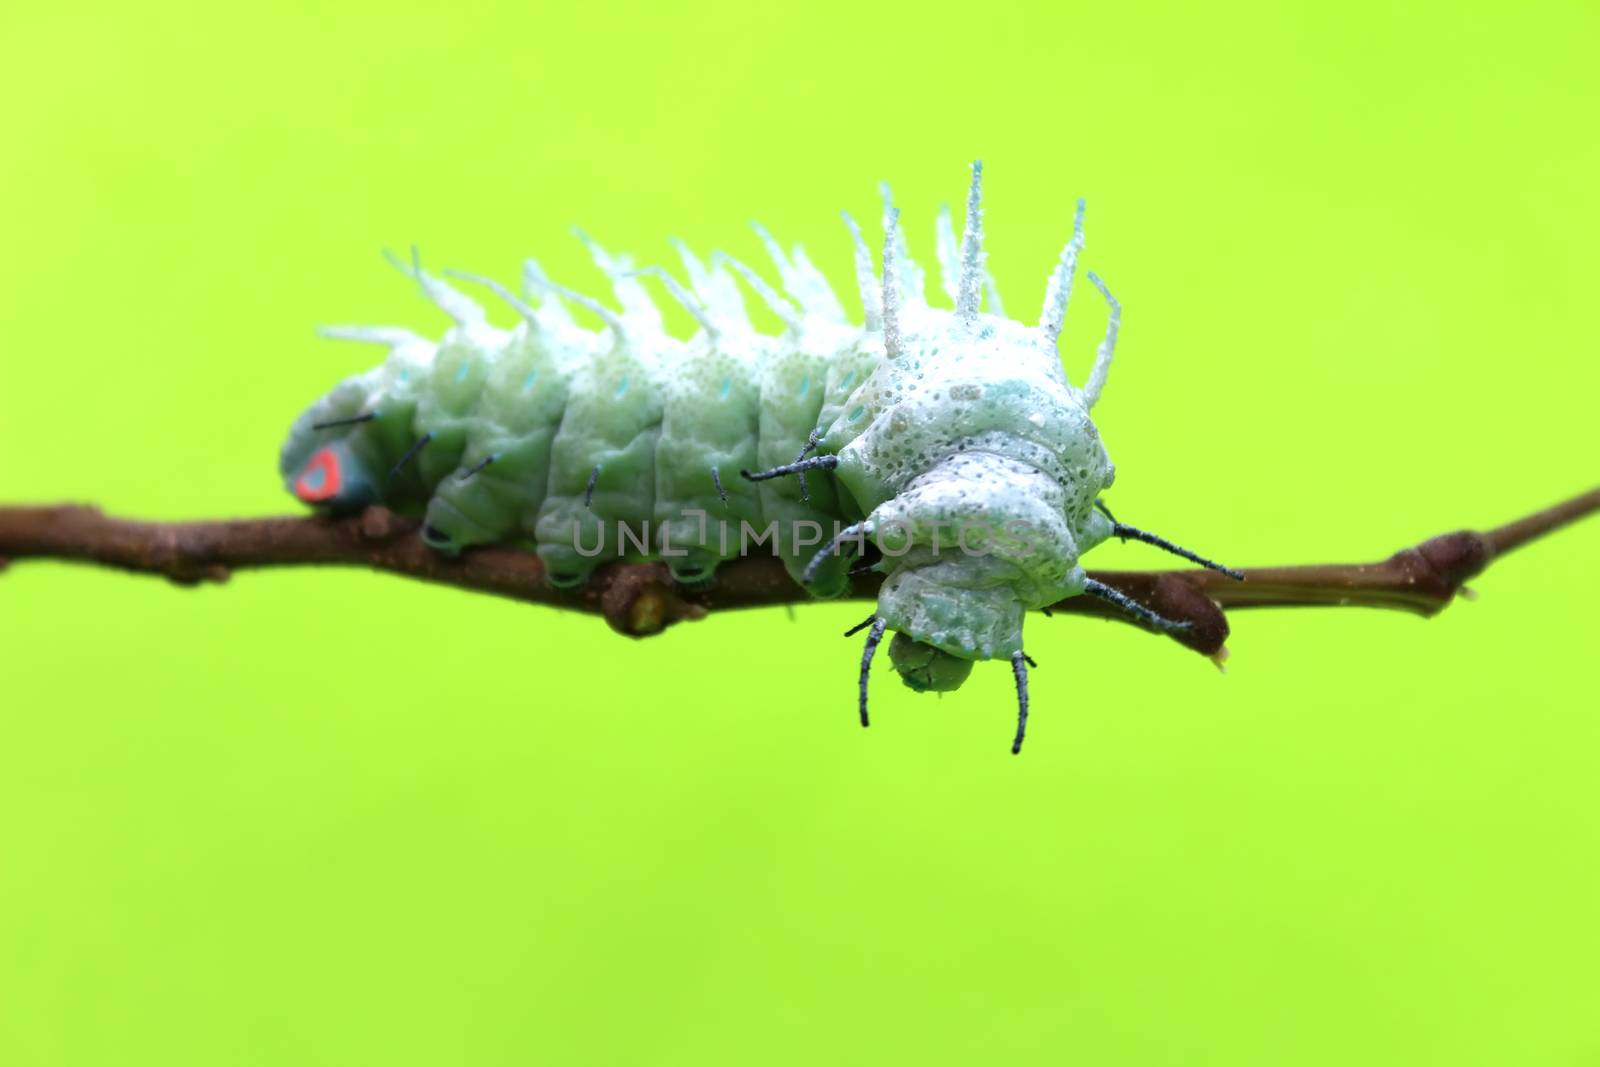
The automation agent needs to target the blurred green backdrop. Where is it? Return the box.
[2,2,1597,1064]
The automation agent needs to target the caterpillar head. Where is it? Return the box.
[827,323,1118,687]
[886,631,974,692]
[817,166,1120,683]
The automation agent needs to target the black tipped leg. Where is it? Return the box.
[793,429,823,502]
[710,465,728,504]
[1110,521,1244,580]
[1083,578,1194,634]
[740,454,839,483]
[843,613,878,638]
[1010,651,1030,755]
[858,617,888,728]
[584,463,602,509]
[802,522,870,585]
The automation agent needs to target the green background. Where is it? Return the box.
[2,2,1597,1063]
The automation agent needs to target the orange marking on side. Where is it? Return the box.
[295,448,343,502]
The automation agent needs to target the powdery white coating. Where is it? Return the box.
[280,165,1123,661]
[821,302,1115,659]
[954,161,986,321]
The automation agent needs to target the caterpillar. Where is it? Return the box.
[280,163,1241,752]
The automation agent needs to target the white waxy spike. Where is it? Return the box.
[935,204,960,304]
[751,221,843,321]
[881,207,902,360]
[878,181,925,305]
[715,253,803,333]
[383,247,487,327]
[841,211,883,331]
[629,266,720,339]
[1039,198,1087,345]
[955,160,985,322]
[522,258,577,331]
[317,325,426,347]
[442,268,539,325]
[907,255,926,305]
[707,262,752,329]
[1082,271,1121,409]
[985,273,1006,318]
[573,229,665,335]
[790,245,847,321]
[671,238,717,304]
[670,238,750,331]
[524,271,628,341]
[750,220,795,282]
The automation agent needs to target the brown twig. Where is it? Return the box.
[1,487,1595,658]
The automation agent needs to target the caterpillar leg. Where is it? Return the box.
[744,458,859,597]
[655,463,756,589]
[536,543,601,590]
[1010,650,1030,755]
[797,522,871,597]
[421,481,512,555]
[1092,497,1241,579]
[859,625,1030,753]
[857,617,888,727]
[665,548,721,590]
[1082,578,1195,633]
[418,438,552,555]
[739,454,839,482]
[1107,517,1243,579]
[791,429,823,503]
[535,504,610,591]
[801,522,869,585]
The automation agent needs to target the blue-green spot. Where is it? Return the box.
[719,377,732,400]
[848,404,865,422]
[454,361,470,383]
[839,370,855,391]
[522,370,539,392]
[614,376,630,400]
[796,374,810,399]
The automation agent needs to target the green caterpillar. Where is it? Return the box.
[280,164,1240,751]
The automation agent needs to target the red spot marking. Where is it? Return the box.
[295,448,343,502]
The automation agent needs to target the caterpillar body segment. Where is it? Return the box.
[752,315,872,598]
[280,164,1239,748]
[531,321,665,586]
[652,324,763,587]
[427,316,591,558]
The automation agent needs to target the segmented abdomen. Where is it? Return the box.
[279,251,877,591]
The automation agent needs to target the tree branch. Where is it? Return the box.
[1,486,1595,659]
